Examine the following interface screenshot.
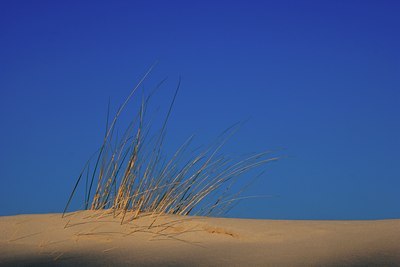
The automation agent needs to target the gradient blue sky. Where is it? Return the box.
[1,1,399,219]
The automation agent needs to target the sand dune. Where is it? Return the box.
[1,210,399,266]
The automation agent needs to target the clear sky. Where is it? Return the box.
[0,1,399,219]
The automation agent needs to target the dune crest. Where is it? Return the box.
[1,211,400,266]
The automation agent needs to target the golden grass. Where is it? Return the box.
[64,65,277,222]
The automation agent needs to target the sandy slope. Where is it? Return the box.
[0,211,399,266]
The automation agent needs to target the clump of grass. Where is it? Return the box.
[64,67,277,222]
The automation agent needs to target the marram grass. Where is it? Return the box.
[64,68,277,223]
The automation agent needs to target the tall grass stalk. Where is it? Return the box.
[64,68,277,222]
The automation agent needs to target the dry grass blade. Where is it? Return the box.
[65,69,277,222]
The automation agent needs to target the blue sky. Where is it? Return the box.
[0,1,399,219]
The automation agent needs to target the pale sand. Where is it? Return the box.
[1,211,399,266]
